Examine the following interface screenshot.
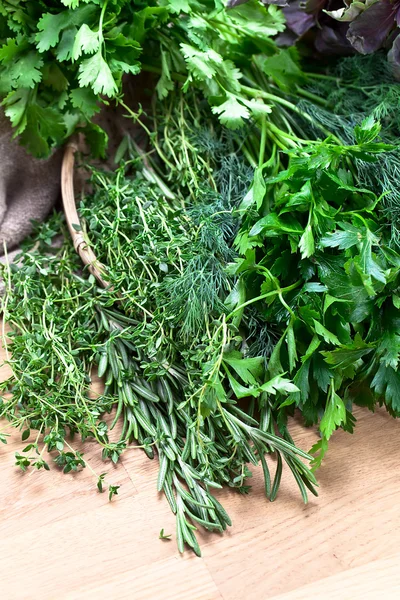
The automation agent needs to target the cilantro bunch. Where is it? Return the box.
[0,0,314,156]
[0,0,148,155]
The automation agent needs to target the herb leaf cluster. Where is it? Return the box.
[0,113,318,554]
[232,117,400,466]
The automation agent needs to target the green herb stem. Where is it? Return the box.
[226,281,302,320]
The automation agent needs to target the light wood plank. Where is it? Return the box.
[0,427,134,539]
[270,554,400,600]
[66,555,223,600]
[0,490,219,600]
[201,408,400,599]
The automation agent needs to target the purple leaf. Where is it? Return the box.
[347,0,398,54]
[305,0,327,15]
[388,32,400,80]
[315,23,354,54]
[283,1,316,36]
[276,30,299,47]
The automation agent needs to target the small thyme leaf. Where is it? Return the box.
[108,485,121,501]
[159,528,172,540]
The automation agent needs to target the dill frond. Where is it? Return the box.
[159,254,230,341]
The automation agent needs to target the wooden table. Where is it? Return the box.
[1,345,399,599]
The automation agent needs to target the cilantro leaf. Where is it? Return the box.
[2,88,31,132]
[55,27,78,62]
[36,12,73,53]
[229,1,286,39]
[10,52,44,89]
[42,64,69,91]
[167,0,191,13]
[109,59,141,76]
[211,93,250,129]
[242,98,272,120]
[72,24,99,61]
[156,50,175,99]
[0,40,44,90]
[78,50,117,97]
[36,5,97,53]
[19,104,65,157]
[180,44,223,80]
[256,47,305,91]
[70,87,100,119]
[80,121,109,158]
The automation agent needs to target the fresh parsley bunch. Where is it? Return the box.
[231,117,400,466]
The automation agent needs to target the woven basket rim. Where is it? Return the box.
[61,143,109,288]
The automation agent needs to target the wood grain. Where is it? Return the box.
[1,332,399,599]
[270,555,400,600]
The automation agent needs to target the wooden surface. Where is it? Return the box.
[1,345,400,599]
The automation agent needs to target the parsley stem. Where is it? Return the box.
[294,86,328,107]
[226,280,302,320]
[258,116,267,168]
[241,85,342,143]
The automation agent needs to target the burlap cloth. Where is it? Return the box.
[0,111,62,255]
[0,76,147,268]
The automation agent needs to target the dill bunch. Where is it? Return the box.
[158,253,231,341]
[335,53,395,87]
[303,54,400,242]
[304,54,400,140]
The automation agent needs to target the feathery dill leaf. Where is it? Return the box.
[159,254,230,340]
[303,54,400,242]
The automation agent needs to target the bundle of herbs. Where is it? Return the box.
[1,0,400,555]
[0,100,320,555]
[2,83,399,552]
[230,116,400,467]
